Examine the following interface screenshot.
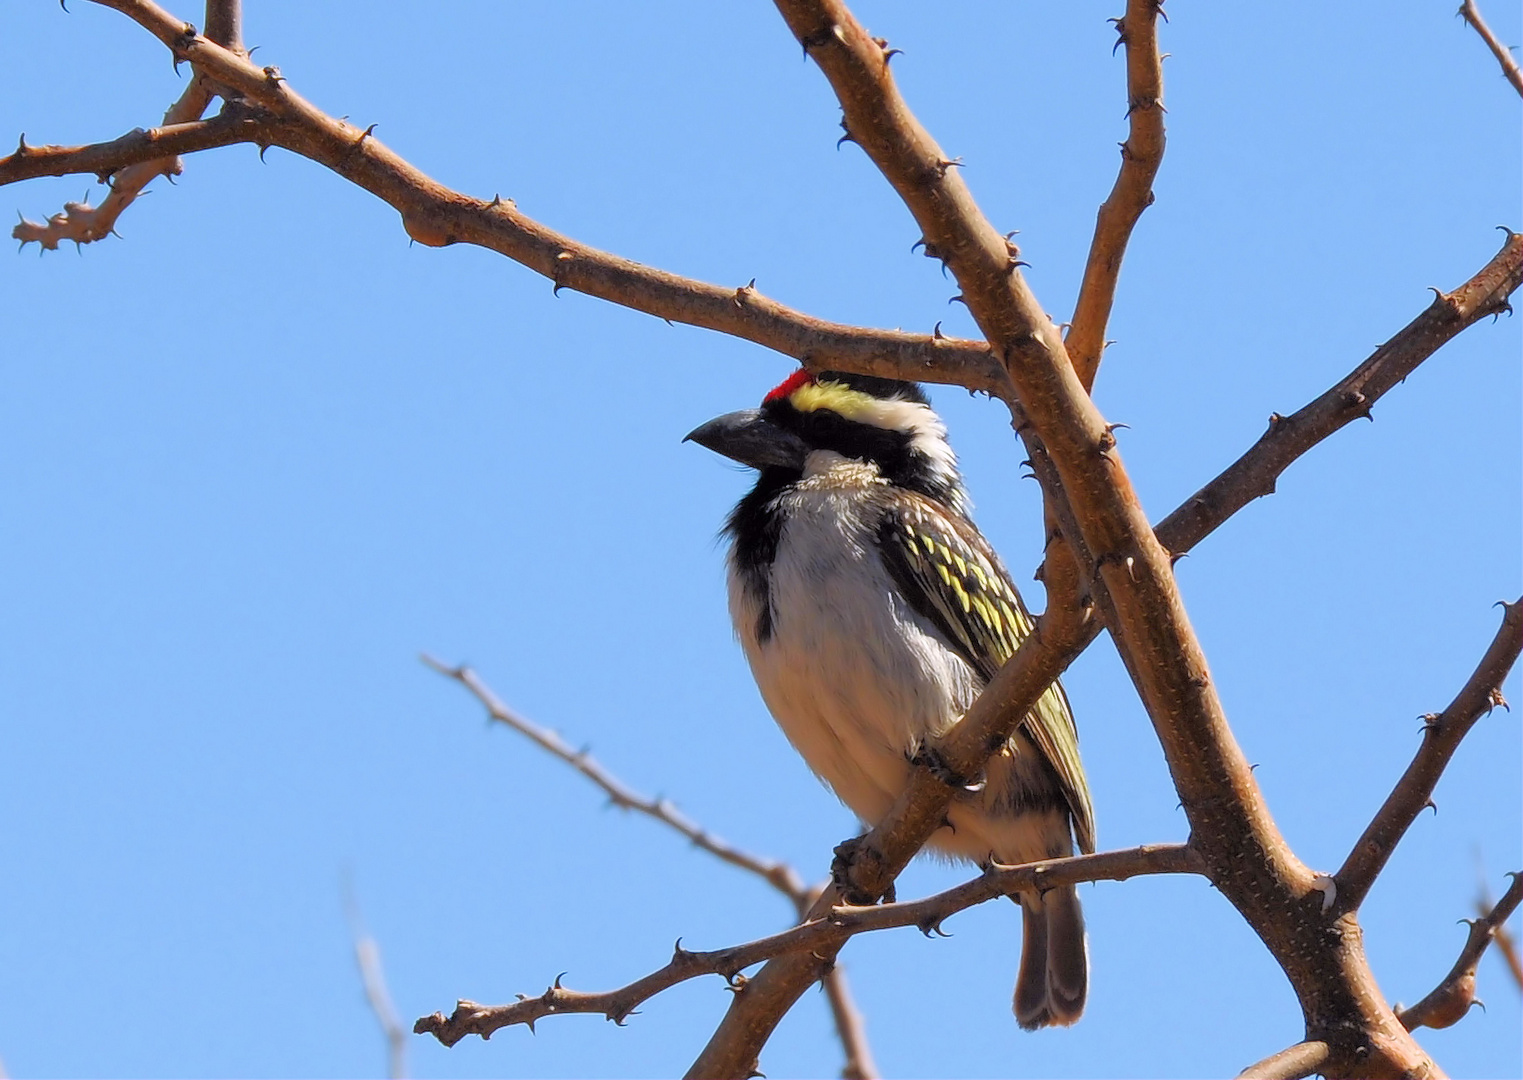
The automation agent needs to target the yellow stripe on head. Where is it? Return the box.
[788,377,937,437]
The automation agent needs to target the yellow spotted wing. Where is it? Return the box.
[878,497,1095,853]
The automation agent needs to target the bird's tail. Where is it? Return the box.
[1013,885,1087,1030]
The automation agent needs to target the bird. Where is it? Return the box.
[686,367,1095,1030]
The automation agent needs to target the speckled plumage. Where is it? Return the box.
[692,370,1094,1029]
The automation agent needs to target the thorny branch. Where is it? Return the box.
[1236,1040,1332,1080]
[1065,0,1166,391]
[10,4,1519,1077]
[414,844,1200,1047]
[11,0,243,250]
[422,655,811,905]
[831,205,1523,1015]
[693,1,1509,1075]
[1336,600,1523,912]
[1459,0,1523,98]
[0,109,277,189]
[419,656,877,1078]
[12,76,213,250]
[10,0,1010,396]
[1156,231,1523,556]
[1398,873,1523,1031]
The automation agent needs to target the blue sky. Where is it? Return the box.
[2,2,1519,1078]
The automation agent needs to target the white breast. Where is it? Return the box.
[728,453,983,829]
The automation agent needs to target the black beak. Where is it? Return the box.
[684,409,809,471]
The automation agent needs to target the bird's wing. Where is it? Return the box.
[877,499,1096,853]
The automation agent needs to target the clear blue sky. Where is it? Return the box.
[2,2,1519,1078]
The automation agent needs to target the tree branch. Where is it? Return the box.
[1065,0,1167,391]
[1336,600,1522,911]
[1155,231,1523,556]
[415,845,1200,1047]
[421,655,812,906]
[693,3,1460,1075]
[819,964,877,1080]
[11,74,216,250]
[1398,873,1523,1031]
[344,885,408,1080]
[203,0,240,54]
[32,7,1518,1076]
[0,108,276,189]
[419,655,878,1077]
[1237,1040,1332,1080]
[65,0,1008,395]
[11,0,245,250]
[1458,0,1523,98]
[1477,885,1523,989]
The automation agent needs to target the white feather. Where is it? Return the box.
[728,451,1070,866]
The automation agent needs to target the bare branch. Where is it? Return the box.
[836,231,1523,950]
[421,655,811,906]
[1336,600,1522,911]
[344,885,408,1080]
[1459,0,1523,98]
[1236,1040,1331,1080]
[820,964,877,1080]
[1398,873,1523,1031]
[203,0,241,54]
[1156,232,1523,555]
[415,845,1200,1047]
[11,73,216,250]
[1066,0,1167,391]
[31,7,1516,1077]
[0,109,276,188]
[63,0,1007,394]
[1479,890,1523,989]
[696,2,1449,1074]
[421,656,876,1075]
[11,0,246,250]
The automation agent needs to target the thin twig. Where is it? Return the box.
[1065,0,1166,390]
[0,109,276,188]
[422,655,810,905]
[1459,0,1523,98]
[421,656,877,1077]
[344,882,408,1079]
[415,844,1200,1046]
[1478,890,1523,989]
[819,963,877,1080]
[1398,873,1523,1030]
[1236,1040,1331,1080]
[1156,231,1523,557]
[1336,599,1522,911]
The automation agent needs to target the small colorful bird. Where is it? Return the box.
[688,368,1095,1029]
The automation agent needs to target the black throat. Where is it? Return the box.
[724,467,796,644]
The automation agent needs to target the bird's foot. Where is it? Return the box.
[831,835,894,905]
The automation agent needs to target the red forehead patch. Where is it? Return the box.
[763,368,814,404]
